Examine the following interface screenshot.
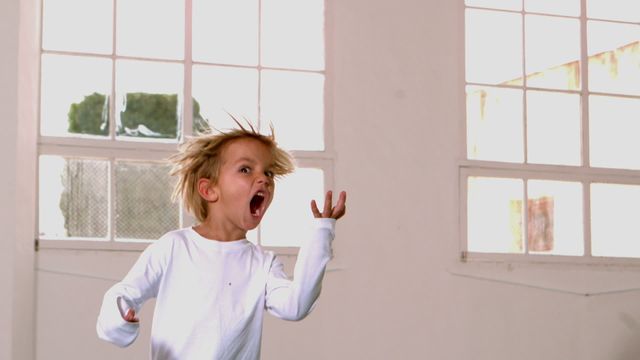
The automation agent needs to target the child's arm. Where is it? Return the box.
[96,240,166,347]
[265,191,346,321]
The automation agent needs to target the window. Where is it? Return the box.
[462,1,640,262]
[38,0,330,250]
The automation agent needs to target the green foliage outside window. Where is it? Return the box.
[68,92,109,136]
[61,92,206,237]
[67,92,206,138]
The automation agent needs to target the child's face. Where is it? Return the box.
[210,137,275,234]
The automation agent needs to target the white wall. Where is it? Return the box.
[1,0,38,359]
[5,0,640,359]
[0,0,20,356]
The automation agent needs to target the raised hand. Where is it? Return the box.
[311,191,347,220]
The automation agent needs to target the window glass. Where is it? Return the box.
[465,9,522,85]
[587,21,640,96]
[39,156,109,239]
[42,0,113,54]
[192,0,258,66]
[466,0,521,11]
[115,60,184,140]
[524,0,580,16]
[525,15,581,90]
[40,54,112,137]
[467,177,524,254]
[587,0,640,22]
[116,0,185,60]
[589,95,640,170]
[38,0,327,247]
[191,65,258,133]
[261,0,324,70]
[591,183,640,257]
[115,161,180,241]
[466,86,524,163]
[464,0,640,260]
[261,168,324,247]
[260,70,324,150]
[526,91,581,166]
[527,180,583,256]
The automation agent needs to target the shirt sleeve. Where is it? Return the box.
[96,239,167,347]
[265,218,335,321]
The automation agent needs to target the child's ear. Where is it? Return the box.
[197,178,219,202]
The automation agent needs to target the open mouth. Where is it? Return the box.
[250,191,266,217]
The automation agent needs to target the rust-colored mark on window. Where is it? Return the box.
[528,196,554,252]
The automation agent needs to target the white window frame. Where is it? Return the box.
[461,1,640,266]
[36,0,334,255]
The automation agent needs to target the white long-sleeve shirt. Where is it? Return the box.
[97,218,335,360]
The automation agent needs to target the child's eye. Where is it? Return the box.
[265,170,274,178]
[240,167,250,174]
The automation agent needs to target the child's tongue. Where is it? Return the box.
[250,194,263,216]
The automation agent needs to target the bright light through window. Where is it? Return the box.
[464,2,640,260]
[38,0,329,247]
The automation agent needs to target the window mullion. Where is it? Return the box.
[257,0,263,246]
[182,0,193,140]
[579,0,591,257]
[583,180,592,257]
[110,0,117,141]
[109,157,116,242]
[523,177,529,255]
[521,9,528,165]
[579,0,590,168]
[107,0,118,242]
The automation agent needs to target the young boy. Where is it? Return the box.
[96,124,346,359]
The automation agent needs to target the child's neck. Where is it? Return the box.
[193,220,247,242]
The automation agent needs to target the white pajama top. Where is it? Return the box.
[96,218,335,360]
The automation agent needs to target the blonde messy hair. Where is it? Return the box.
[169,121,295,223]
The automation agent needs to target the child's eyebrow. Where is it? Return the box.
[234,157,257,165]
[233,157,275,169]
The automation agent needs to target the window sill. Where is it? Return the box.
[449,254,640,297]
[36,239,344,281]
[36,239,344,271]
[38,238,302,254]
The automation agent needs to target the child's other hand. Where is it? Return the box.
[124,308,139,323]
[311,191,347,220]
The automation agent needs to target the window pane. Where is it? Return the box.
[591,183,640,258]
[465,9,522,85]
[588,21,640,96]
[116,0,184,60]
[192,0,258,66]
[526,91,581,165]
[42,0,113,54]
[528,180,583,256]
[261,0,324,71]
[468,177,524,254]
[192,65,258,133]
[589,95,640,170]
[587,0,640,22]
[115,161,180,240]
[39,156,109,239]
[40,54,112,137]
[115,60,183,140]
[260,70,324,150]
[524,0,580,17]
[466,86,524,163]
[525,15,580,90]
[261,168,324,247]
[466,0,521,11]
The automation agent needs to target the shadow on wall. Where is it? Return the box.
[615,312,640,360]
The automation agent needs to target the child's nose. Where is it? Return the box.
[256,173,272,186]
